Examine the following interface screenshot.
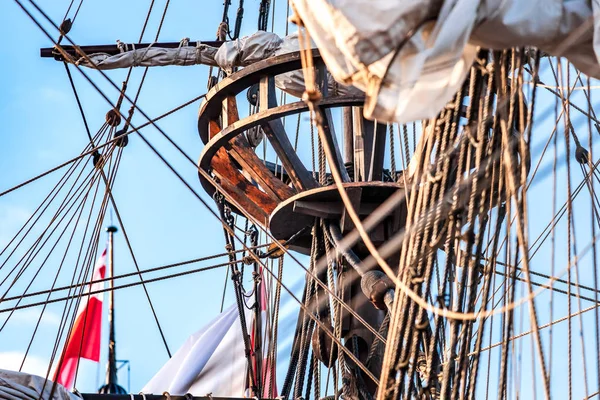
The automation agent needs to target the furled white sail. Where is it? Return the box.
[291,0,600,123]
[0,369,80,400]
[69,31,360,99]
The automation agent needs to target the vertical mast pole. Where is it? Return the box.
[101,225,124,393]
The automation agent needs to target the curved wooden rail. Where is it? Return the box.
[198,50,322,144]
[196,50,366,227]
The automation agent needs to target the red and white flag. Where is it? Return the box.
[53,248,106,389]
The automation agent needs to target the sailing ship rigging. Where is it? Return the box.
[3,0,600,399]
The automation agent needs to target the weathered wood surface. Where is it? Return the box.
[198,50,323,143]
[316,64,350,182]
[222,97,294,201]
[259,76,318,192]
[199,97,364,186]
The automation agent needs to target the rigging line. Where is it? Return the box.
[128,126,386,344]
[488,257,600,297]
[97,164,173,357]
[123,0,171,119]
[0,124,105,260]
[536,78,600,126]
[0,259,242,313]
[0,92,204,199]
[0,155,104,289]
[0,171,104,331]
[63,62,93,142]
[525,82,600,91]
[3,244,268,302]
[71,0,84,25]
[483,160,595,327]
[0,143,116,297]
[14,0,483,324]
[19,158,103,370]
[491,268,600,304]
[4,142,116,343]
[121,0,160,99]
[24,0,583,328]
[470,300,600,358]
[74,142,176,360]
[48,142,122,388]
[0,132,113,281]
[294,35,589,329]
[137,0,156,43]
[479,98,565,285]
[257,248,381,387]
[61,0,75,22]
[48,172,116,396]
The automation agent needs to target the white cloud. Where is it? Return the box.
[0,351,50,377]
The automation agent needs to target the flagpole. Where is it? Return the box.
[99,225,126,394]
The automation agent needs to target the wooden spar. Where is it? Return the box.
[40,41,224,60]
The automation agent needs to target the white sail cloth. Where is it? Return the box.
[0,369,81,400]
[291,0,600,123]
[141,302,253,396]
[72,32,360,98]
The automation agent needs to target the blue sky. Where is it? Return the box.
[2,1,600,398]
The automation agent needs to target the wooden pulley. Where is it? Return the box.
[311,321,337,368]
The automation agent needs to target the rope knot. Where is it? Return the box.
[116,40,127,53]
[179,37,190,47]
[302,90,322,104]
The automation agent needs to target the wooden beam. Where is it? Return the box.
[353,108,372,182]
[316,64,350,183]
[221,97,294,201]
[368,122,387,181]
[259,76,318,191]
[340,187,362,232]
[343,107,354,166]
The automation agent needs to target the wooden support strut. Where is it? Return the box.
[221,97,294,202]
[259,76,318,191]
[316,64,350,183]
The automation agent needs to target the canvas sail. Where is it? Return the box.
[141,302,253,396]
[291,0,600,123]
